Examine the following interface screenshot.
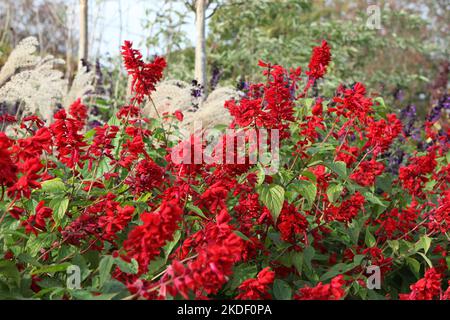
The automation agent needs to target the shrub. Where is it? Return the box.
[0,40,448,300]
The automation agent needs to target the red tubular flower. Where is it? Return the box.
[335,144,360,166]
[294,275,346,300]
[427,190,450,234]
[225,64,297,139]
[325,192,365,223]
[22,201,53,235]
[306,40,331,79]
[235,267,275,300]
[0,133,18,191]
[125,158,164,195]
[365,114,402,155]
[374,201,419,241]
[69,98,88,124]
[277,202,309,243]
[62,194,135,249]
[50,108,87,168]
[87,124,119,169]
[399,151,437,198]
[350,159,385,186]
[161,210,244,299]
[123,199,182,274]
[331,83,373,123]
[121,41,166,104]
[13,127,52,162]
[399,268,442,300]
[7,158,43,200]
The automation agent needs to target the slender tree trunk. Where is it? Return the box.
[195,0,207,99]
[78,0,88,70]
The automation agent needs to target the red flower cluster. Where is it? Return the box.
[225,63,300,138]
[306,40,332,79]
[161,210,244,298]
[49,100,88,168]
[324,192,365,223]
[21,201,53,235]
[365,114,402,155]
[350,159,385,186]
[331,83,373,123]
[62,194,135,249]
[277,202,309,243]
[427,190,450,234]
[235,267,275,300]
[373,201,419,241]
[125,158,164,195]
[123,199,182,274]
[399,150,437,197]
[0,133,17,191]
[294,275,346,300]
[399,268,443,300]
[121,41,166,104]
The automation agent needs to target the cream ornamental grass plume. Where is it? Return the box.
[144,80,193,117]
[145,80,240,132]
[63,66,95,109]
[0,55,67,123]
[0,37,39,87]
[0,37,95,124]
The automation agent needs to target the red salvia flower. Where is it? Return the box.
[350,159,385,186]
[0,133,18,191]
[22,201,53,235]
[294,275,346,300]
[277,201,309,243]
[123,199,182,274]
[235,267,275,300]
[399,268,442,300]
[306,40,331,79]
[125,158,164,195]
[121,41,166,104]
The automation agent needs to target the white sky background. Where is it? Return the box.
[66,0,197,59]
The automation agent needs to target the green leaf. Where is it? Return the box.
[114,258,139,275]
[365,229,376,248]
[303,246,315,270]
[186,203,207,219]
[41,178,66,193]
[326,184,343,204]
[406,257,421,277]
[259,184,285,223]
[325,161,347,179]
[417,252,433,268]
[164,230,181,259]
[256,163,266,186]
[292,180,317,207]
[234,230,251,242]
[363,192,386,207]
[415,235,432,254]
[49,197,69,223]
[32,263,71,275]
[292,252,303,274]
[0,261,20,286]
[98,256,114,288]
[273,279,292,300]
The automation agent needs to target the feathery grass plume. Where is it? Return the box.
[145,80,239,131]
[183,86,239,129]
[63,66,95,109]
[0,37,39,87]
[0,55,67,123]
[144,80,192,117]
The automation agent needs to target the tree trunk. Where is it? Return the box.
[78,0,88,70]
[195,0,207,99]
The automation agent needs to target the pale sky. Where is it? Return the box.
[66,0,197,59]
